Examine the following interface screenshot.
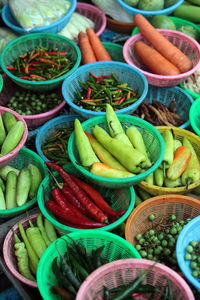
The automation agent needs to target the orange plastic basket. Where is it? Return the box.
[125,194,200,246]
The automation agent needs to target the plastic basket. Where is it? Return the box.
[140,85,193,129]
[102,42,124,62]
[68,115,165,188]
[37,163,135,233]
[132,16,200,39]
[0,106,28,169]
[0,74,3,92]
[189,98,200,136]
[176,215,200,291]
[0,147,47,218]
[76,2,106,37]
[3,213,40,288]
[179,84,199,100]
[138,126,200,195]
[35,114,83,162]
[1,0,76,35]
[0,33,81,91]
[123,30,200,87]
[62,61,148,119]
[125,194,200,247]
[76,258,194,300]
[117,0,184,16]
[0,74,66,128]
[37,231,141,300]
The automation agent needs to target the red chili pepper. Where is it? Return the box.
[62,184,89,217]
[30,74,46,80]
[24,64,29,74]
[96,75,109,83]
[45,162,109,224]
[7,66,16,70]
[19,76,30,80]
[118,97,126,104]
[30,52,41,60]
[19,53,27,58]
[38,58,59,66]
[56,218,95,229]
[44,51,67,55]
[86,87,92,100]
[46,200,106,228]
[70,175,125,217]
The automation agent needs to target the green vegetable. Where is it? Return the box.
[123,0,139,6]
[154,168,164,187]
[26,220,47,258]
[173,4,200,22]
[28,164,42,199]
[138,0,164,10]
[16,168,31,207]
[150,15,176,30]
[2,112,17,132]
[0,186,6,210]
[36,213,51,247]
[0,165,20,181]
[135,187,151,201]
[165,0,178,7]
[0,114,6,146]
[0,177,5,193]
[5,171,17,209]
[161,130,174,172]
[144,173,154,185]
[177,25,199,40]
[188,0,200,5]
[173,139,182,152]
[44,218,57,242]
[164,177,182,187]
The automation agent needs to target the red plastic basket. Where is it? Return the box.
[123,30,200,87]
[76,259,195,300]
[0,106,28,168]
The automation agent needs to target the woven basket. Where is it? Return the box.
[123,30,200,87]
[138,126,200,195]
[125,194,200,247]
[37,231,141,300]
[76,258,194,300]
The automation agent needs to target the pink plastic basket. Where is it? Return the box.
[123,30,200,87]
[0,74,66,128]
[0,106,28,168]
[76,259,195,300]
[76,2,107,37]
[3,213,39,288]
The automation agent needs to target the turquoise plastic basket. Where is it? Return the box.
[189,98,200,136]
[37,231,141,300]
[144,85,193,129]
[102,42,124,62]
[67,115,165,188]
[62,61,148,119]
[0,74,3,92]
[176,216,200,291]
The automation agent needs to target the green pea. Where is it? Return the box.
[192,271,199,278]
[163,248,171,256]
[170,215,177,221]
[136,234,143,241]
[191,255,197,261]
[148,249,154,254]
[140,251,147,257]
[139,238,145,245]
[190,241,198,247]
[162,240,168,247]
[170,228,177,235]
[149,230,155,236]
[186,245,194,253]
[136,244,142,251]
[149,214,156,221]
[158,233,164,240]
[185,254,192,260]
[147,254,153,260]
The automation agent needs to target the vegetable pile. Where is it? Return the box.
[73,73,139,112]
[41,126,74,165]
[7,90,63,115]
[144,130,200,188]
[185,241,200,280]
[45,162,125,229]
[7,46,74,81]
[13,213,58,281]
[0,28,18,53]
[0,111,24,156]
[123,0,179,10]
[133,99,184,127]
[135,213,191,270]
[0,163,42,209]
[74,104,153,179]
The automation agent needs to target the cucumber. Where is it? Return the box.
[173,4,200,22]
[0,177,5,192]
[0,165,20,180]
[1,121,25,156]
[16,168,31,207]
[2,112,17,132]
[0,186,6,210]
[0,114,6,146]
[28,164,42,199]
[5,171,17,209]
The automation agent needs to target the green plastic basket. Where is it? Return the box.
[0,147,48,218]
[189,98,200,136]
[102,42,124,62]
[0,33,81,91]
[37,230,141,300]
[0,74,3,92]
[37,163,135,233]
[68,115,165,188]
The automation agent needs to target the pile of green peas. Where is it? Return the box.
[7,91,63,115]
[135,214,191,270]
[185,241,200,279]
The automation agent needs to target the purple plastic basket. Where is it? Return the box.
[76,2,106,37]
[76,259,195,300]
[123,30,200,87]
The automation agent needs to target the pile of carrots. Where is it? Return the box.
[78,28,112,64]
[133,14,193,76]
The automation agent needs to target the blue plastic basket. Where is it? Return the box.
[2,0,76,35]
[62,61,149,119]
[35,114,83,162]
[117,0,184,16]
[145,85,193,129]
[176,216,200,291]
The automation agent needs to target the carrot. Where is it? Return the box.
[86,28,112,61]
[134,14,193,73]
[134,41,181,76]
[78,32,97,65]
